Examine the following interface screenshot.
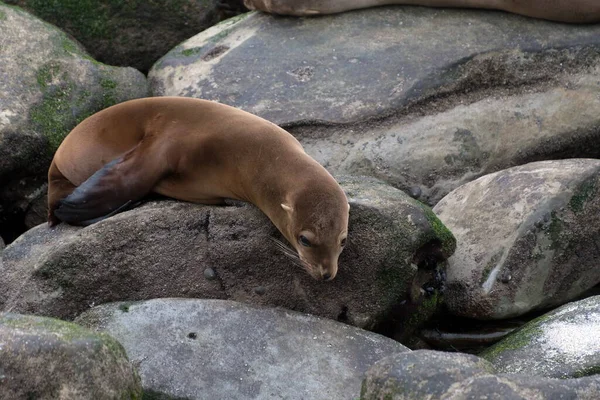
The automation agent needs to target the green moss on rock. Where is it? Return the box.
[2,313,99,341]
[18,0,113,39]
[479,315,546,361]
[119,303,136,313]
[421,205,456,258]
[377,265,410,295]
[30,71,77,151]
[569,177,597,214]
[547,212,563,250]
[181,47,202,57]
[36,62,60,89]
[30,61,129,152]
[2,314,129,362]
[98,75,121,109]
[572,365,600,378]
[407,291,442,331]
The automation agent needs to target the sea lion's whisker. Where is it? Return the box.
[270,238,297,257]
[270,237,311,271]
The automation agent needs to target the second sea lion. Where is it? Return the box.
[243,0,600,23]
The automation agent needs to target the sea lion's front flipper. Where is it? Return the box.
[54,142,169,225]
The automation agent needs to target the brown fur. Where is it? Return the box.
[243,0,600,23]
[48,97,349,281]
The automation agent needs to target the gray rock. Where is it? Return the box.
[0,312,141,400]
[75,298,409,400]
[480,296,600,378]
[148,7,600,125]
[360,350,495,399]
[441,374,600,400]
[433,159,600,319]
[361,350,600,400]
[4,0,249,73]
[149,8,600,205]
[0,4,148,238]
[0,177,455,331]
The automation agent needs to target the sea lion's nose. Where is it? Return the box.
[323,272,332,281]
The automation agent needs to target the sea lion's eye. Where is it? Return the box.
[340,238,347,247]
[299,235,311,247]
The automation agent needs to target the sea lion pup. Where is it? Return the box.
[47,97,349,281]
[243,0,600,23]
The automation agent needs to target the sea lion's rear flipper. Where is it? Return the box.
[54,142,169,225]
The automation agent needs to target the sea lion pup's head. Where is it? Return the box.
[279,182,349,281]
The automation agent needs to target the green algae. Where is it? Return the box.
[572,365,600,378]
[30,69,77,151]
[31,62,127,152]
[479,314,547,361]
[181,47,202,57]
[118,303,136,313]
[2,313,100,341]
[36,62,60,89]
[1,313,142,399]
[420,205,456,258]
[569,177,597,214]
[547,212,563,250]
[11,0,216,42]
[406,291,442,331]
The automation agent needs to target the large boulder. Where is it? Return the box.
[360,350,600,400]
[480,296,600,378]
[76,298,409,400]
[0,177,455,331]
[433,159,600,319]
[4,0,249,73]
[0,3,148,242]
[360,350,495,399]
[0,312,142,399]
[149,8,600,205]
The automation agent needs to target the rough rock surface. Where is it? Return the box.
[360,350,600,400]
[5,0,249,73]
[360,350,495,399]
[439,374,600,400]
[433,159,600,319]
[0,312,141,400]
[76,298,409,400]
[0,177,455,330]
[149,7,600,125]
[480,296,600,378]
[149,8,600,205]
[0,3,148,242]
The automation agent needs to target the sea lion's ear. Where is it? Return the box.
[347,203,350,211]
[281,203,294,213]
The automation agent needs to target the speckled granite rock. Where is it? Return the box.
[434,159,600,319]
[480,296,600,378]
[0,312,141,399]
[360,349,600,400]
[360,350,495,399]
[75,298,409,400]
[0,177,454,332]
